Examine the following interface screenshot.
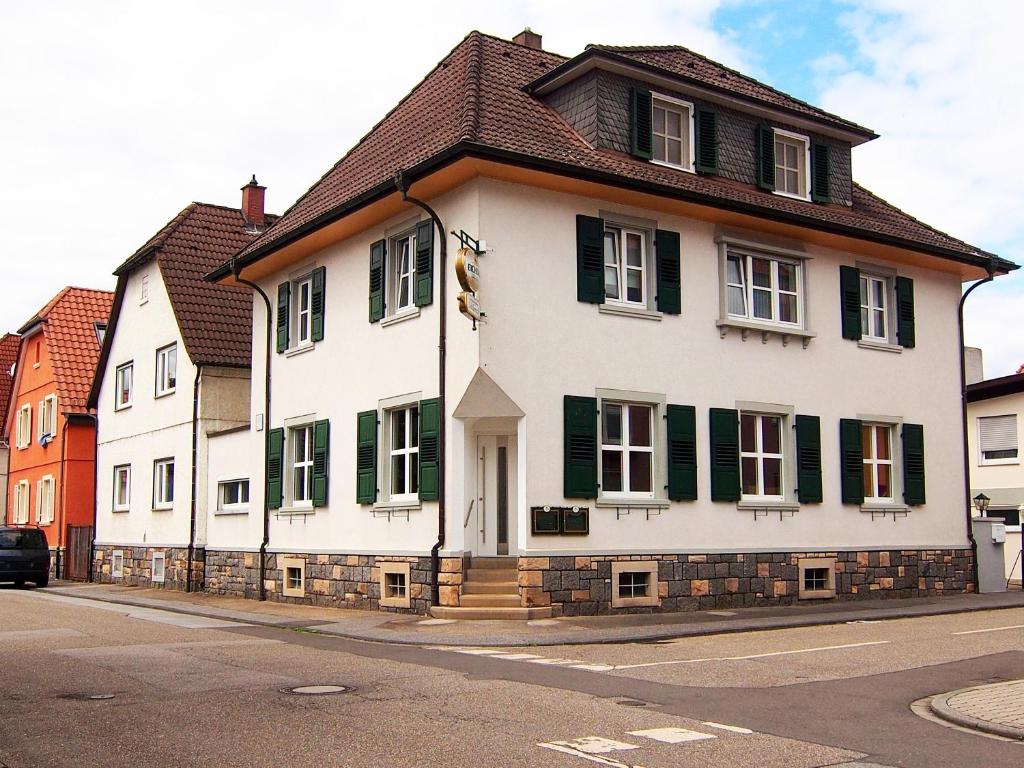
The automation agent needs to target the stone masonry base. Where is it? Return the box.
[93,545,204,592]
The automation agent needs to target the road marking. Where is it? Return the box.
[529,657,582,665]
[611,640,890,670]
[628,727,715,744]
[0,628,84,642]
[546,737,638,754]
[537,742,638,767]
[572,663,617,672]
[702,721,754,734]
[25,592,250,629]
[952,624,1024,635]
[451,648,506,655]
[499,653,543,660]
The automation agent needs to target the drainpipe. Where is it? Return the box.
[231,257,273,601]
[56,414,70,578]
[958,259,996,593]
[186,366,202,592]
[394,171,447,609]
[86,414,98,582]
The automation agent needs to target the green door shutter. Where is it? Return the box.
[311,419,330,507]
[356,410,377,504]
[755,125,775,191]
[311,266,326,342]
[276,282,290,353]
[795,415,823,503]
[902,423,926,505]
[709,408,740,502]
[839,418,864,504]
[655,229,681,315]
[576,215,605,304]
[414,219,434,307]
[839,266,862,341]
[629,87,653,160]
[666,404,697,501]
[810,141,831,203]
[267,427,284,509]
[895,276,916,348]
[369,239,386,323]
[564,395,598,498]
[418,397,440,501]
[694,107,718,174]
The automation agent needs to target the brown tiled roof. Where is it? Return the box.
[0,333,19,430]
[227,32,1008,275]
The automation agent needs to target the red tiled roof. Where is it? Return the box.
[228,32,1007,275]
[0,333,19,429]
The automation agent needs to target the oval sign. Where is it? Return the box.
[455,247,481,293]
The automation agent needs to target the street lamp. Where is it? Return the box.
[973,492,991,516]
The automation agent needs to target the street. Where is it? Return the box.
[1,586,1022,767]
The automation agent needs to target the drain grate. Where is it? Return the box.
[616,699,651,707]
[59,693,115,701]
[282,685,355,696]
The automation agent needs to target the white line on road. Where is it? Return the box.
[952,624,1024,635]
[537,743,637,767]
[628,727,715,744]
[611,640,891,670]
[702,722,754,734]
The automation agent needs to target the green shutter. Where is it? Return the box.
[811,141,831,203]
[576,215,605,304]
[629,87,653,160]
[418,398,440,501]
[312,419,330,507]
[755,125,775,191]
[267,427,284,509]
[564,395,597,498]
[356,410,377,504]
[840,266,862,341]
[276,282,289,353]
[709,408,740,502]
[666,404,697,501]
[311,266,326,342]
[414,219,434,307]
[655,229,681,315]
[902,423,926,505]
[369,239,386,323]
[839,418,864,504]
[694,107,718,174]
[795,415,823,503]
[895,276,916,348]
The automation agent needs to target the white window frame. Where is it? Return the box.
[862,423,895,503]
[388,230,417,316]
[294,276,313,346]
[650,93,695,172]
[726,248,803,329]
[288,424,315,508]
[113,465,131,512]
[140,274,149,305]
[39,394,57,441]
[112,550,124,578]
[978,414,1019,466]
[386,404,419,503]
[860,274,890,343]
[603,225,648,308]
[151,551,165,584]
[16,404,31,449]
[13,480,30,524]
[599,398,657,501]
[773,128,811,201]
[217,479,251,512]
[115,362,133,410]
[155,343,177,397]
[740,411,786,502]
[36,475,54,525]
[152,458,174,510]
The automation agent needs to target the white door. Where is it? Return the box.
[475,435,515,556]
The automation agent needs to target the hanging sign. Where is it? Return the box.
[458,291,482,323]
[455,247,481,293]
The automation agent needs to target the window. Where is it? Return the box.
[651,95,693,170]
[286,566,302,590]
[39,394,57,441]
[289,425,314,507]
[35,476,54,524]
[603,227,647,306]
[979,415,1018,465]
[115,363,133,410]
[112,550,124,578]
[155,344,176,396]
[140,274,149,304]
[740,412,785,500]
[862,424,893,502]
[601,402,654,498]
[94,323,107,345]
[153,459,174,509]
[379,562,411,608]
[388,405,419,501]
[798,558,836,599]
[12,480,30,524]
[860,274,889,342]
[611,561,659,608]
[726,251,802,327]
[281,556,305,597]
[774,129,809,199]
[218,479,250,511]
[15,404,31,449]
[113,465,131,511]
[293,276,313,346]
[617,570,650,599]
[389,231,417,314]
[151,552,165,584]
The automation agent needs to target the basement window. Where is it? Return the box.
[798,557,836,599]
[112,550,124,578]
[379,562,411,609]
[281,556,305,598]
[611,561,660,608]
[151,552,166,584]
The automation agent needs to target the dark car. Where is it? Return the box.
[0,527,50,587]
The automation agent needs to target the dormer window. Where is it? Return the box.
[651,95,693,171]
[773,129,810,200]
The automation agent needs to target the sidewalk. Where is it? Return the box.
[930,679,1024,741]
[42,581,1024,647]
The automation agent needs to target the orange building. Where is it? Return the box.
[4,288,113,579]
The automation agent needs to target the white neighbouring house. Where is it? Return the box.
[204,30,1017,616]
[89,181,274,589]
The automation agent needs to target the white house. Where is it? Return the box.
[204,30,1017,616]
[89,181,273,589]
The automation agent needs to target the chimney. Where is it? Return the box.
[241,174,266,227]
[513,28,542,50]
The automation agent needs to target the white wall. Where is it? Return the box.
[206,426,261,551]
[967,391,1024,492]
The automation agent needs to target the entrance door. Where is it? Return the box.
[475,435,515,556]
[65,525,93,581]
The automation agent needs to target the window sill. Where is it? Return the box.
[284,342,315,358]
[214,508,250,516]
[277,505,316,516]
[598,304,663,322]
[717,318,814,347]
[650,158,695,174]
[155,390,176,399]
[114,404,133,412]
[981,459,1020,467]
[112,508,129,514]
[772,190,811,203]
[596,497,670,509]
[381,307,421,327]
[373,499,421,512]
[860,503,909,513]
[857,339,902,354]
[737,500,800,511]
[151,505,174,512]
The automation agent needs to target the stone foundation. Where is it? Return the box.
[93,545,204,592]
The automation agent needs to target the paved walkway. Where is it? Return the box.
[930,679,1024,741]
[38,582,1024,647]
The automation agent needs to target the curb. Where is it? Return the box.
[929,684,1024,741]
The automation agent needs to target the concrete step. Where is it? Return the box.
[468,557,518,569]
[459,594,522,608]
[465,568,518,583]
[429,605,552,620]
[462,581,519,595]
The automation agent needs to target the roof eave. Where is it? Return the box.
[86,275,127,410]
[966,374,1024,402]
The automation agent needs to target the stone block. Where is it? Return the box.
[878,577,893,590]
[571,589,590,602]
[773,580,788,597]
[725,577,739,593]
[757,562,770,578]
[691,579,709,597]
[518,570,543,587]
[658,581,668,598]
[439,586,460,607]
[519,557,550,571]
[522,587,551,607]
[543,570,562,591]
[879,551,891,567]
[575,557,592,570]
[440,558,462,573]
[550,556,574,570]
[857,551,869,568]
[438,571,463,585]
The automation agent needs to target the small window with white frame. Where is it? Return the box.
[218,479,251,511]
[288,424,314,508]
[774,128,810,199]
[15,404,32,449]
[978,414,1018,465]
[152,458,174,509]
[725,248,803,328]
[115,362,133,410]
[386,404,419,501]
[600,401,655,499]
[13,480,30,524]
[281,556,305,597]
[611,561,660,608]
[39,394,57,441]
[140,274,149,304]
[379,561,411,609]
[651,94,694,171]
[292,275,313,347]
[388,230,417,315]
[155,343,176,396]
[113,465,131,511]
[862,423,894,503]
[603,225,648,307]
[112,550,124,578]
[35,475,54,524]
[151,551,165,584]
[740,411,786,501]
[860,274,890,342]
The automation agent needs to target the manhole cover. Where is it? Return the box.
[282,685,354,696]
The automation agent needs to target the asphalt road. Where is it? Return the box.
[1,586,1022,767]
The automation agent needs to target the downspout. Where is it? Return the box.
[231,256,273,601]
[86,414,98,582]
[394,171,447,609]
[56,415,70,578]
[958,259,996,592]
[186,366,202,592]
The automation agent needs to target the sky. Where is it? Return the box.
[1,0,1021,376]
